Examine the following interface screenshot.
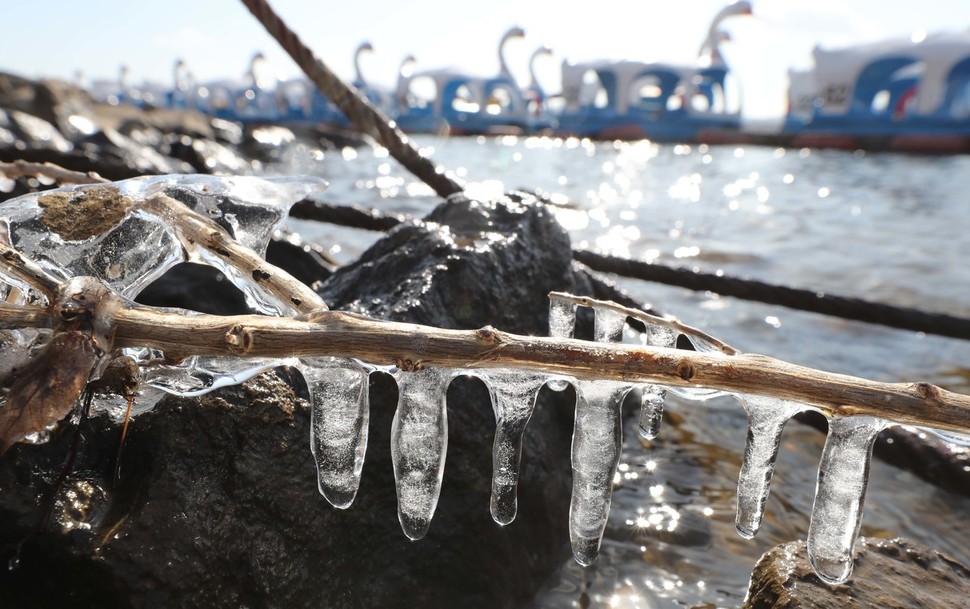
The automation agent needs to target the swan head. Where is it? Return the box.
[503,25,526,41]
[725,1,752,18]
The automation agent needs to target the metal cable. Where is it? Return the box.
[574,249,970,341]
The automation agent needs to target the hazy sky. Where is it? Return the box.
[2,1,966,120]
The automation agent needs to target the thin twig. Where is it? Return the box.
[0,161,108,185]
[550,291,738,355]
[74,296,970,436]
[0,242,63,303]
[139,193,328,314]
[574,249,970,341]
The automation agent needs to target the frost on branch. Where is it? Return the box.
[0,175,965,586]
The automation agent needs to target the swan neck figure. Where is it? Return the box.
[700,1,752,66]
[354,41,375,86]
[528,46,552,90]
[498,26,526,79]
[248,52,267,89]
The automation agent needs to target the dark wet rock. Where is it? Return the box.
[0,72,98,141]
[6,109,73,152]
[321,191,608,333]
[78,128,196,175]
[0,191,632,608]
[134,262,251,315]
[742,537,970,609]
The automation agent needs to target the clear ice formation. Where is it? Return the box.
[304,357,371,509]
[570,378,629,565]
[391,366,452,540]
[141,355,287,397]
[807,416,888,584]
[638,386,666,441]
[0,174,324,307]
[637,321,677,440]
[476,370,546,525]
[546,297,578,392]
[0,176,938,585]
[734,395,806,539]
[568,308,634,565]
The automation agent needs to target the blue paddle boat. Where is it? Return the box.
[783,30,970,152]
[395,26,545,135]
[550,1,752,141]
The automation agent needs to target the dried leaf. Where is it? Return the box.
[0,331,103,454]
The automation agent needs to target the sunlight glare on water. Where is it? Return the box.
[278,135,970,608]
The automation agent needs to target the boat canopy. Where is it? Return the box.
[811,30,970,118]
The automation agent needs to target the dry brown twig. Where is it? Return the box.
[0,160,107,186]
[1,164,968,443]
[2,248,970,439]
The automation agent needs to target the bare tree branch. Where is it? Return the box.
[81,294,970,436]
[0,241,63,302]
[138,194,328,314]
[0,160,108,185]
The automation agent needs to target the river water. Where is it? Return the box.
[275,136,970,608]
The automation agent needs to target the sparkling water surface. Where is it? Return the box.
[275,136,970,608]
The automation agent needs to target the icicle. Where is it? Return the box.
[303,357,370,509]
[391,366,452,540]
[637,322,677,440]
[547,297,578,392]
[806,416,889,584]
[593,307,626,343]
[568,305,632,565]
[734,395,805,539]
[569,380,631,566]
[548,296,578,340]
[476,370,546,525]
[638,386,666,440]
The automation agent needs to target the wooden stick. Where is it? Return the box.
[138,194,328,314]
[93,298,970,436]
[0,301,55,329]
[0,160,107,185]
[0,242,63,302]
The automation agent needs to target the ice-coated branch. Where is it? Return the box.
[549,291,739,355]
[0,160,107,186]
[137,193,327,314]
[46,294,961,436]
[0,302,54,330]
[0,241,63,301]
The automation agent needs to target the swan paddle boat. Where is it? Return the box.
[783,29,970,153]
[395,26,551,135]
[550,1,751,141]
